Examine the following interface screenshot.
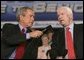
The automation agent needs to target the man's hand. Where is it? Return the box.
[29,30,43,38]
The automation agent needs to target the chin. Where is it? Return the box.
[27,24,32,27]
[61,23,65,26]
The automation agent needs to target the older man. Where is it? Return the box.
[53,6,83,59]
[1,7,43,59]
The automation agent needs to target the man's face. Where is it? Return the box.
[20,9,35,27]
[57,9,71,27]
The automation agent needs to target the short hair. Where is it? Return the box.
[57,6,73,15]
[16,7,33,21]
[57,6,73,19]
[41,34,48,39]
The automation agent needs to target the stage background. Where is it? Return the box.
[1,1,83,28]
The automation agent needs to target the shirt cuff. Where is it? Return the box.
[26,33,30,39]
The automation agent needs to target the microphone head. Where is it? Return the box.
[42,25,53,34]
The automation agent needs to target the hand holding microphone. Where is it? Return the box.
[29,25,53,38]
[29,30,43,38]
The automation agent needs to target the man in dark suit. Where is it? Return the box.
[52,6,83,59]
[1,7,43,59]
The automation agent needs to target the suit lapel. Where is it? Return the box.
[73,24,78,58]
[15,24,21,33]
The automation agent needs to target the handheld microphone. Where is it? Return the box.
[42,25,53,34]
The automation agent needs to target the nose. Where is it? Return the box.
[58,15,62,20]
[31,17,34,22]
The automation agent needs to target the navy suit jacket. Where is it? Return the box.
[1,23,41,59]
[51,24,83,59]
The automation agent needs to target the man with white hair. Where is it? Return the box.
[52,6,83,59]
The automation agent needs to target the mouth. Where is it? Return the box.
[29,21,33,24]
[59,19,64,22]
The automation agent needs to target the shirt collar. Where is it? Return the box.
[19,24,27,32]
[65,23,74,30]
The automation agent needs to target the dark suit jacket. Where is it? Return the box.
[52,24,83,59]
[1,23,41,59]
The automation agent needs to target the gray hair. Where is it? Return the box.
[16,7,33,21]
[57,6,73,20]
